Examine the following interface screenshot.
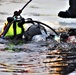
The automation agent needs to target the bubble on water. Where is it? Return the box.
[32,35,46,42]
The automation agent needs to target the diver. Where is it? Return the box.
[0,14,48,42]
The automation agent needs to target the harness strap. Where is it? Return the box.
[13,21,16,37]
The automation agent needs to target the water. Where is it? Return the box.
[0,0,76,75]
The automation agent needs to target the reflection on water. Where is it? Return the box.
[0,45,48,75]
[44,47,76,75]
[0,47,76,75]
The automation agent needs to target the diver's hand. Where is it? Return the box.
[7,17,14,22]
[14,10,22,16]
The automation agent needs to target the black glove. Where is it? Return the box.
[14,10,22,16]
[7,17,14,23]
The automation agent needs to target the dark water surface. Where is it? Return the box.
[0,0,76,75]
